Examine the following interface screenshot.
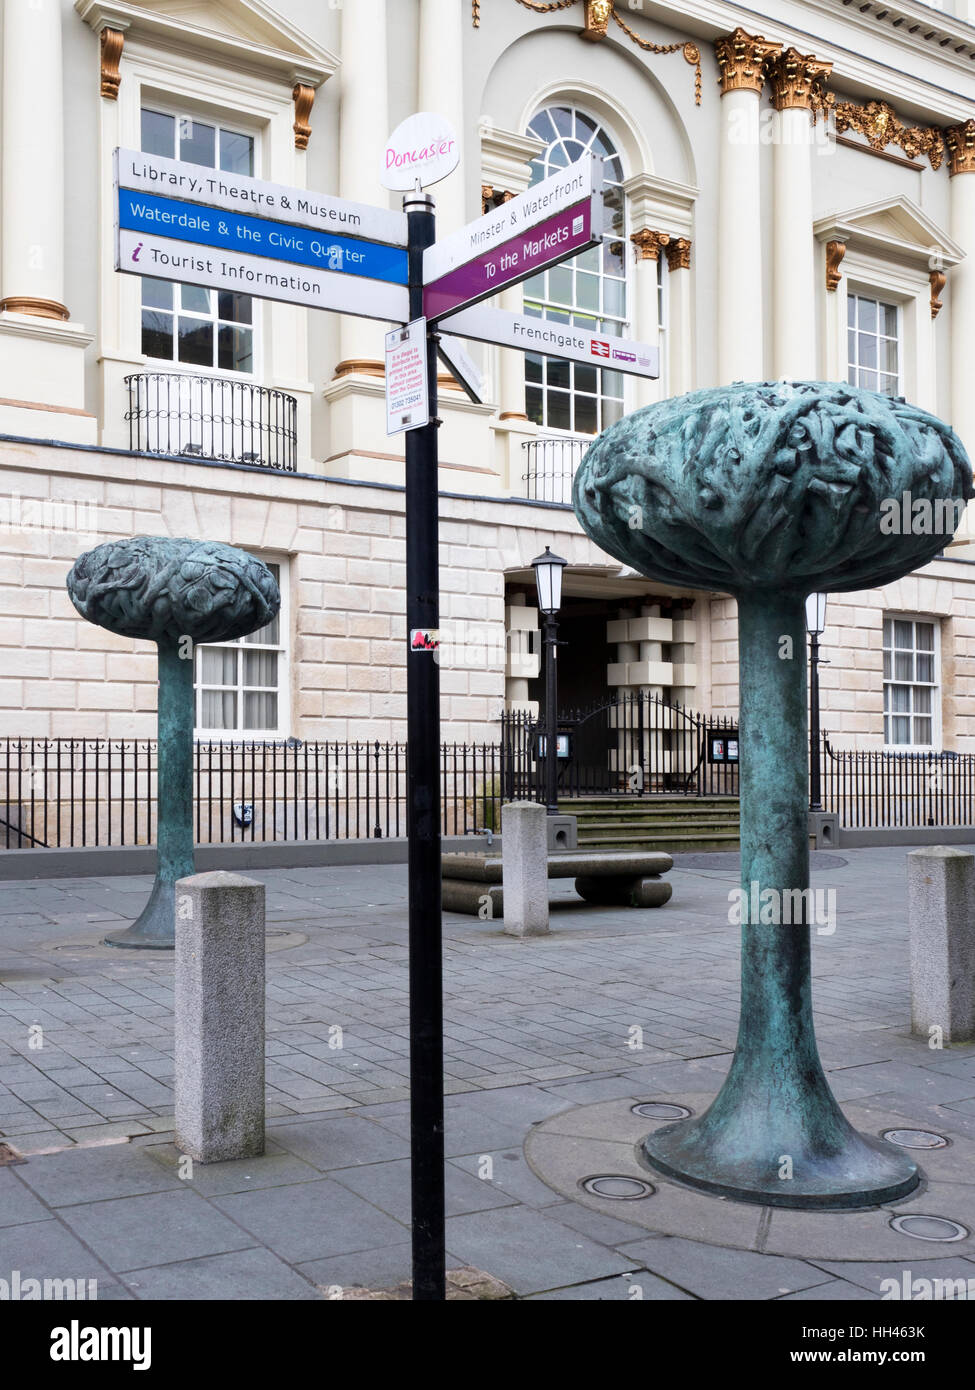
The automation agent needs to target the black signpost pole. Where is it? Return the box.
[403,189,446,1302]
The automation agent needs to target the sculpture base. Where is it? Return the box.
[104,876,176,950]
[642,1117,920,1210]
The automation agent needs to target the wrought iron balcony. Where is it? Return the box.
[125,372,298,472]
[520,436,590,505]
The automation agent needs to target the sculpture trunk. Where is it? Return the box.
[643,590,920,1206]
[105,639,195,949]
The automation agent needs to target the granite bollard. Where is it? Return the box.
[501,801,550,937]
[175,871,266,1162]
[908,847,975,1044]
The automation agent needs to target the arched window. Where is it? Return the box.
[523,106,627,435]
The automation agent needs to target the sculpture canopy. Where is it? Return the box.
[572,380,973,596]
[66,536,280,646]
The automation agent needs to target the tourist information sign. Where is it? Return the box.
[111,133,659,1304]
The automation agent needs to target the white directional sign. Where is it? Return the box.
[424,156,600,283]
[439,304,660,379]
[118,229,409,323]
[423,156,602,321]
[437,333,484,404]
[385,319,430,435]
[116,148,407,248]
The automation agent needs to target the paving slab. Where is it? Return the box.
[212,1178,408,1264]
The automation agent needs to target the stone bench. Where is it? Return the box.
[441,848,673,916]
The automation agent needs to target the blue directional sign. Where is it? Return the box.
[117,188,408,285]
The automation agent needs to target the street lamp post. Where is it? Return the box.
[805,591,827,813]
[531,546,567,816]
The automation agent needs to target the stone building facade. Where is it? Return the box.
[3,0,975,768]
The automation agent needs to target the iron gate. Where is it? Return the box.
[500,693,740,800]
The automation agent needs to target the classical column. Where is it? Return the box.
[665,237,693,395]
[629,229,668,408]
[946,121,975,464]
[0,0,68,319]
[419,0,466,234]
[714,28,782,383]
[769,50,832,380]
[335,0,389,377]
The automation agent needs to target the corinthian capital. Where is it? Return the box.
[630,229,670,262]
[714,28,783,96]
[768,48,832,111]
[945,120,975,176]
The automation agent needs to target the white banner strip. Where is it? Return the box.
[439,304,660,379]
[423,155,600,284]
[115,148,408,249]
[117,228,409,323]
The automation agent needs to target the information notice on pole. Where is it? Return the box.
[385,318,430,435]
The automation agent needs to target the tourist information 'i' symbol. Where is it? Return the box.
[573,380,973,1208]
[67,537,280,949]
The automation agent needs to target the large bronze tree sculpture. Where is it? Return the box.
[68,537,280,949]
[574,381,973,1206]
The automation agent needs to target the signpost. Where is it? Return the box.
[111,130,658,1303]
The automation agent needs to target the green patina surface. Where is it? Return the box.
[573,381,973,1207]
[67,537,280,949]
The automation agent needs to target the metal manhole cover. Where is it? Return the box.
[631,1102,692,1121]
[890,1214,968,1243]
[581,1174,654,1200]
[883,1129,949,1151]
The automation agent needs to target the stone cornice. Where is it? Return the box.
[74,0,337,88]
[479,123,546,200]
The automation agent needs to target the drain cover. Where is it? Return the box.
[582,1174,654,1200]
[883,1128,949,1151]
[890,1214,968,1243]
[631,1102,692,1121]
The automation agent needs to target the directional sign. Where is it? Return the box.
[118,189,408,286]
[439,303,660,379]
[385,319,430,434]
[424,156,600,282]
[437,333,484,403]
[117,228,409,323]
[423,157,602,321]
[116,148,407,247]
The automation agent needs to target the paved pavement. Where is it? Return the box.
[0,846,974,1300]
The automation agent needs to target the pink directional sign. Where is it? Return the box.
[423,199,596,321]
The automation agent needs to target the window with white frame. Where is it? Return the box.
[883,616,939,748]
[140,108,255,374]
[195,562,286,737]
[523,106,633,435]
[847,294,901,398]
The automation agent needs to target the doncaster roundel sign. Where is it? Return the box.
[381,112,460,192]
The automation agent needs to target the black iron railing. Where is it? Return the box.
[125,372,298,471]
[822,741,975,828]
[0,739,503,850]
[501,694,740,800]
[520,437,588,504]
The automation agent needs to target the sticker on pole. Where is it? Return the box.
[381,113,460,191]
[385,319,430,435]
[410,629,440,653]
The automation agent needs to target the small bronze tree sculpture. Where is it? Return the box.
[67,537,280,948]
[574,381,973,1207]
